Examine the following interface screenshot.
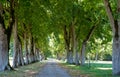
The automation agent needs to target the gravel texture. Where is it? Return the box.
[36,59,71,77]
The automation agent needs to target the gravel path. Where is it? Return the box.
[36,59,71,77]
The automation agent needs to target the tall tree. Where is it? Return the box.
[0,3,9,71]
[104,0,120,75]
[80,21,99,65]
[13,19,19,67]
[64,25,74,64]
[24,26,29,64]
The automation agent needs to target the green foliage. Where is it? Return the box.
[61,61,115,77]
[43,50,52,58]
[86,40,112,61]
[0,0,113,61]
[103,54,112,61]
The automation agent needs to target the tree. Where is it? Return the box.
[13,19,19,67]
[0,3,9,71]
[63,25,74,64]
[80,21,99,65]
[104,0,120,75]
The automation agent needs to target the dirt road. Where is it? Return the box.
[36,59,71,77]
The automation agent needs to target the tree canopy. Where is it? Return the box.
[1,0,120,75]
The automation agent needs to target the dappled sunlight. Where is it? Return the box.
[24,70,38,75]
[0,0,116,76]
[97,67,112,70]
[94,61,112,64]
[0,62,45,77]
[68,64,76,67]
[9,57,13,66]
[44,58,60,63]
[59,61,113,77]
[87,61,112,64]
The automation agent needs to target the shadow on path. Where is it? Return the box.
[36,59,71,77]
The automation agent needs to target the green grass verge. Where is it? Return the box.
[60,61,120,77]
[0,62,45,77]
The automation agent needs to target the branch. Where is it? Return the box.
[84,20,99,42]
[103,0,115,29]
[117,0,120,13]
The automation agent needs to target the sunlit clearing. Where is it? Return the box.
[68,65,76,67]
[97,67,112,70]
[94,61,112,64]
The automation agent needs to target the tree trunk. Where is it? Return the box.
[12,19,24,67]
[71,22,79,65]
[13,19,19,68]
[33,44,37,62]
[0,3,11,71]
[17,37,24,66]
[67,50,73,64]
[112,36,120,75]
[104,0,120,75]
[28,35,32,63]
[29,37,35,63]
[63,25,74,64]
[95,51,98,61]
[19,42,24,66]
[5,0,15,70]
[36,48,40,61]
[17,47,21,66]
[80,42,86,65]
[0,23,9,71]
[24,33,29,64]
[0,1,15,71]
[75,50,79,65]
[80,22,98,65]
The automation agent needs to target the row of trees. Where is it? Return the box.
[0,0,45,71]
[0,0,120,76]
[48,0,110,65]
[43,0,118,75]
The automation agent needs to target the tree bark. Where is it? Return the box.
[36,48,40,61]
[0,27,8,71]
[0,3,12,71]
[67,50,73,64]
[104,0,120,75]
[0,19,8,71]
[24,33,29,64]
[12,19,19,68]
[71,22,79,65]
[63,25,73,64]
[33,43,37,62]
[0,0,15,70]
[28,35,32,63]
[80,22,98,65]
[29,37,35,63]
[80,42,86,65]
[6,0,15,70]
[95,51,98,61]
[17,37,24,66]
[75,50,79,65]
[12,19,24,67]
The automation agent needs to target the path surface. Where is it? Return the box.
[36,59,71,77]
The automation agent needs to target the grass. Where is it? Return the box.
[0,62,45,77]
[59,61,120,77]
